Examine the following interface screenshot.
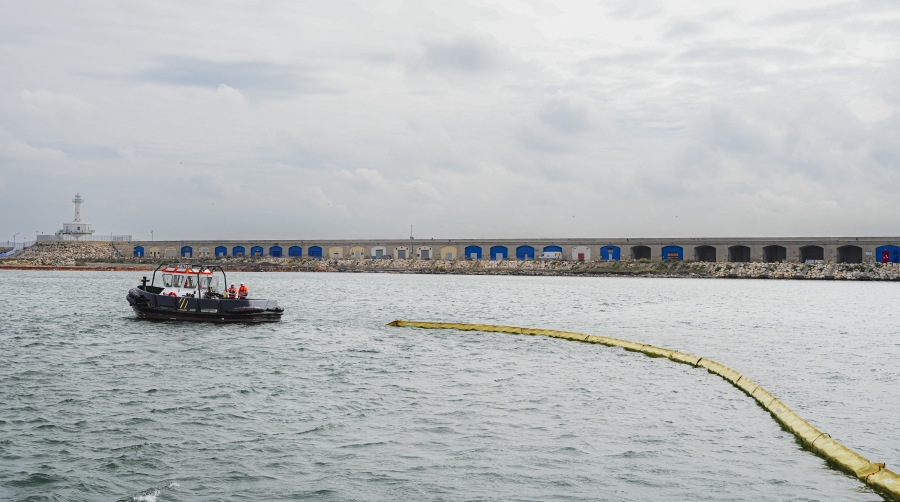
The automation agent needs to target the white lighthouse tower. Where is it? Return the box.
[57,192,94,239]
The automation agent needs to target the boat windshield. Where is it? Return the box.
[185,276,197,289]
[162,274,173,287]
[173,275,185,288]
[199,276,211,288]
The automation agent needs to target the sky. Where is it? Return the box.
[2,0,900,241]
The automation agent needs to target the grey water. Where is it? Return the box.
[1,271,899,501]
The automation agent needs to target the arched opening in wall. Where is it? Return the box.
[572,246,591,261]
[250,246,263,257]
[601,246,620,260]
[541,245,562,259]
[288,246,302,257]
[215,246,227,257]
[763,245,786,263]
[133,246,144,258]
[232,246,245,257]
[800,246,824,263]
[329,247,343,259]
[308,246,323,258]
[269,246,283,257]
[631,245,651,260]
[875,245,900,263]
[165,247,177,257]
[464,246,482,259]
[181,246,192,258]
[350,246,365,259]
[728,246,751,263]
[662,246,683,261]
[694,245,716,262]
[516,245,535,260]
[370,246,386,258]
[440,246,456,260]
[837,245,862,264]
[148,247,160,258]
[395,247,409,259]
[490,246,508,260]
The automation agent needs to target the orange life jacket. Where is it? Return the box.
[238,285,248,296]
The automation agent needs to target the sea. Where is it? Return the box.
[1,271,898,501]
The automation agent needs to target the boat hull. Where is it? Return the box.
[127,287,283,323]
[130,305,282,323]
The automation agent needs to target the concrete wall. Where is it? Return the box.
[125,238,898,264]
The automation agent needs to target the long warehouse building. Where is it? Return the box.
[125,237,900,264]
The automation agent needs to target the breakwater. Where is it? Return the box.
[3,243,900,279]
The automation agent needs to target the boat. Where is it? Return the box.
[126,264,283,322]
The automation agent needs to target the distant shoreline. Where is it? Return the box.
[2,261,899,280]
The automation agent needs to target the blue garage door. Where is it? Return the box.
[662,245,683,260]
[250,246,263,257]
[270,246,282,257]
[601,246,620,260]
[215,246,227,257]
[233,246,245,257]
[289,246,302,257]
[543,245,562,253]
[464,246,482,259]
[516,245,535,260]
[490,246,508,260]
[875,245,900,263]
[309,246,323,258]
[133,246,144,257]
[181,246,192,258]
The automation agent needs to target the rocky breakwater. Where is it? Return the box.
[3,242,900,280]
[0,241,125,267]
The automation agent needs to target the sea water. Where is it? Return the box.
[1,271,898,501]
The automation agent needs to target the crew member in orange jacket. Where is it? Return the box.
[227,284,237,298]
[238,282,249,299]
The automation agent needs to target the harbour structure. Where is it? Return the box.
[126,237,900,264]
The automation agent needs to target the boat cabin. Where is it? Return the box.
[154,264,219,298]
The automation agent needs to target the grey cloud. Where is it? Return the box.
[135,57,328,94]
[605,0,664,19]
[536,95,594,133]
[676,45,807,64]
[414,35,505,75]
[757,0,894,26]
[663,20,709,40]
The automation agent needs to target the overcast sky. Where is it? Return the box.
[2,0,900,241]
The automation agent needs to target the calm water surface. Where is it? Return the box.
[1,271,899,501]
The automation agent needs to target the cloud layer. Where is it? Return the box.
[2,0,900,240]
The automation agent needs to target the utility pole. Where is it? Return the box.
[410,225,413,240]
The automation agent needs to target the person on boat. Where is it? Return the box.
[228,284,237,298]
[238,282,249,299]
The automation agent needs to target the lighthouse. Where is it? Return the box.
[57,192,95,238]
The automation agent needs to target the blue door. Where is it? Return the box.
[269,246,282,257]
[600,246,620,260]
[232,246,245,257]
[181,246,192,258]
[661,246,683,260]
[543,245,563,254]
[250,246,263,257]
[516,245,535,260]
[875,245,900,263]
[309,246,323,258]
[133,246,144,257]
[288,246,302,257]
[464,246,482,259]
[490,246,508,260]
[215,246,227,257]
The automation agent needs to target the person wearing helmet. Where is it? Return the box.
[227,283,237,299]
[238,282,249,299]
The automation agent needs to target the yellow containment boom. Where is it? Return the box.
[388,319,900,500]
